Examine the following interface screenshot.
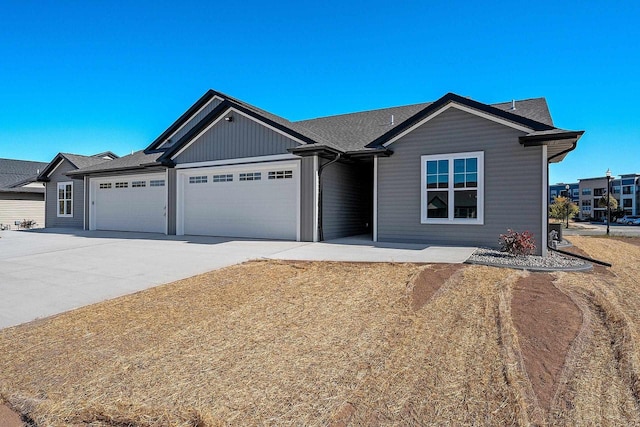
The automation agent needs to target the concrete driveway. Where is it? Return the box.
[0,229,475,329]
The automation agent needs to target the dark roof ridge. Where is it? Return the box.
[295,101,433,123]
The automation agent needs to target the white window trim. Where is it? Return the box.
[420,151,484,225]
[57,181,73,218]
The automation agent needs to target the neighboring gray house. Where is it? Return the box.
[0,158,48,228]
[37,152,118,229]
[39,91,583,255]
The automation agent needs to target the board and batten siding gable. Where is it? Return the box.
[173,112,301,164]
[45,160,84,228]
[377,107,544,254]
[162,97,224,147]
[322,161,372,240]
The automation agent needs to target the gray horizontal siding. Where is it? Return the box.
[322,161,372,240]
[377,107,544,254]
[45,160,84,229]
[166,97,223,146]
[300,156,316,242]
[167,169,177,235]
[174,112,300,164]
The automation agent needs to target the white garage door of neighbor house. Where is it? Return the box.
[91,173,166,233]
[179,162,298,240]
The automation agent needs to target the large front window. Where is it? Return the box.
[421,152,484,224]
[57,182,73,217]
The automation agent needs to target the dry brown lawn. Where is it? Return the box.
[0,237,639,426]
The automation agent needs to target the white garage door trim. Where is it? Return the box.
[89,173,168,234]
[176,160,301,241]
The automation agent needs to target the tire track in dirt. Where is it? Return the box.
[550,274,640,425]
[506,271,582,425]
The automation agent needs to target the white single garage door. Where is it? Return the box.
[178,161,298,240]
[90,173,166,233]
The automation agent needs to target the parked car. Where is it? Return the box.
[617,215,640,225]
[630,218,640,226]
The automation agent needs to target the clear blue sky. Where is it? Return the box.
[1,1,638,184]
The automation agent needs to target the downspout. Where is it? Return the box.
[545,141,612,267]
[317,153,341,241]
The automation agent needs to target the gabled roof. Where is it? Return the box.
[0,158,48,189]
[147,90,331,153]
[38,153,115,181]
[67,150,164,176]
[71,90,583,175]
[364,93,556,149]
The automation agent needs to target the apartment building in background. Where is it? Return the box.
[550,173,640,220]
[576,173,640,220]
[549,182,579,204]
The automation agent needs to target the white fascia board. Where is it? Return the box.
[382,102,534,148]
[175,154,300,169]
[45,158,64,178]
[170,106,307,161]
[158,95,224,149]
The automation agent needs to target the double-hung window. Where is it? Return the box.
[57,182,73,217]
[421,152,484,224]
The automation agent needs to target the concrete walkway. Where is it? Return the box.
[0,229,475,329]
[268,235,476,263]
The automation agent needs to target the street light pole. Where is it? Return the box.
[565,184,570,229]
[606,168,612,236]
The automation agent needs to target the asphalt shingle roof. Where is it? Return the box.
[294,97,555,152]
[69,150,164,175]
[295,102,433,152]
[71,91,570,175]
[491,98,554,127]
[0,158,48,189]
[60,153,113,170]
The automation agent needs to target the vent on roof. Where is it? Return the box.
[510,100,516,110]
[391,114,394,125]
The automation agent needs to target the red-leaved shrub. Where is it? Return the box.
[499,229,536,256]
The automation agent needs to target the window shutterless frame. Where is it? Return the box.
[57,181,73,217]
[420,151,484,225]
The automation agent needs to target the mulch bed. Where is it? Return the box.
[511,273,582,411]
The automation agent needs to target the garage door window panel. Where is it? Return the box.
[213,174,233,182]
[132,181,146,188]
[189,176,208,184]
[57,182,73,217]
[150,180,165,187]
[268,170,293,180]
[240,172,261,181]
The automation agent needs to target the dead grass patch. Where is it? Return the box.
[547,236,640,425]
[1,237,640,426]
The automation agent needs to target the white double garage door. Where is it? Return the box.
[89,161,299,240]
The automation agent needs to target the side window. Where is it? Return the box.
[57,182,73,217]
[421,152,484,224]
